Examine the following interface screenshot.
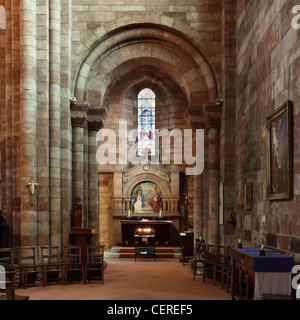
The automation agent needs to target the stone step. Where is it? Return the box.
[120,252,175,259]
[120,247,174,253]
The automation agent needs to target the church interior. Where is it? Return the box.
[0,0,299,302]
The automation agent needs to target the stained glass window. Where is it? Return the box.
[138,88,155,156]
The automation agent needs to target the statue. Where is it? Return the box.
[73,197,83,227]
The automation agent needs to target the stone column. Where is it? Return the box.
[186,110,205,239]
[71,102,89,226]
[19,0,38,246]
[87,121,103,240]
[203,104,221,246]
[49,0,61,247]
[4,0,13,247]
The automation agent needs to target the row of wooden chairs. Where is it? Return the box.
[193,243,233,294]
[0,245,105,289]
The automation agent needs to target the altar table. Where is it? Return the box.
[120,220,172,247]
[232,247,294,300]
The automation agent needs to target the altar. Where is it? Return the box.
[110,163,182,247]
[120,220,172,247]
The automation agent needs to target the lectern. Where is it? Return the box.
[69,227,97,263]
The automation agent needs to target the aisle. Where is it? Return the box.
[15,259,231,300]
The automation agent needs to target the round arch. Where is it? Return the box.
[123,173,171,199]
[72,19,219,107]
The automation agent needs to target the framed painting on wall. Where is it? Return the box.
[266,101,293,200]
[244,182,252,210]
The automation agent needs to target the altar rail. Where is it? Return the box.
[113,197,179,213]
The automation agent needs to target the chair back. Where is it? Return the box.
[63,246,82,264]
[40,246,60,265]
[0,248,14,268]
[86,245,104,264]
[206,244,218,262]
[17,247,37,266]
[217,245,231,264]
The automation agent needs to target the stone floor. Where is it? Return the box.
[14,259,231,301]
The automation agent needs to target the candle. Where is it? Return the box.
[159,209,162,218]
[128,210,131,217]
[261,245,264,250]
[238,239,243,248]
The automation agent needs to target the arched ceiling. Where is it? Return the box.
[73,23,219,112]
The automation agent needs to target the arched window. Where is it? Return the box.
[138,88,156,156]
[0,6,5,30]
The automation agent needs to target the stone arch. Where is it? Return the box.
[97,58,190,107]
[123,173,171,199]
[72,18,219,108]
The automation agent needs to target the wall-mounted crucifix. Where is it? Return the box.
[26,177,39,205]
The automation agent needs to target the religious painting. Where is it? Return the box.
[266,101,293,200]
[244,182,252,210]
[131,182,162,214]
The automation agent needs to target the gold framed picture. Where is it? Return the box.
[266,101,293,200]
[244,182,253,210]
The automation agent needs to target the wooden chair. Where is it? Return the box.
[0,271,29,300]
[221,263,233,293]
[63,245,84,285]
[213,246,231,286]
[17,246,41,289]
[0,248,15,271]
[40,246,64,287]
[202,244,218,283]
[84,245,105,285]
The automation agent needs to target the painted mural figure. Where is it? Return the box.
[133,190,145,213]
[149,193,162,214]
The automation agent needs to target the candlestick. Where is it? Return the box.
[238,239,243,248]
[259,245,266,256]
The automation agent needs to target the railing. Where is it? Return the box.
[113,197,180,214]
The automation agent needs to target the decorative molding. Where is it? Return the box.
[88,120,103,132]
[71,116,86,128]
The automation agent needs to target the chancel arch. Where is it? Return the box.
[73,21,220,109]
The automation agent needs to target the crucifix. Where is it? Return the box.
[26,177,39,205]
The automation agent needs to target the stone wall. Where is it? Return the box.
[2,0,298,260]
[236,0,300,262]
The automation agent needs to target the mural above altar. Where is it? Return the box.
[112,163,180,218]
[131,182,162,214]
